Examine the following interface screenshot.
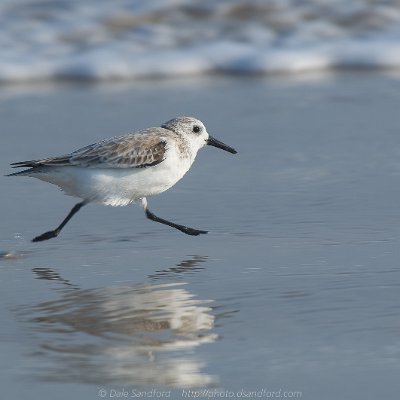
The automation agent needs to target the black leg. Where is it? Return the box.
[32,201,87,242]
[145,208,208,236]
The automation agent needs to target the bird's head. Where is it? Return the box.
[162,116,237,155]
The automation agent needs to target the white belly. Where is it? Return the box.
[32,156,192,206]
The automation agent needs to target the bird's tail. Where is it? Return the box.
[5,168,34,177]
[6,160,43,177]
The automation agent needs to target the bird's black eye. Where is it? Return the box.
[192,125,201,133]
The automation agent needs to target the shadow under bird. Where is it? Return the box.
[7,116,237,242]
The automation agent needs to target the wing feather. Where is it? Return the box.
[10,128,168,169]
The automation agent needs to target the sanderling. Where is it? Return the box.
[8,116,237,242]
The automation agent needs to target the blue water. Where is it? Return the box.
[1,73,400,399]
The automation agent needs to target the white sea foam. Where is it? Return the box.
[2,0,400,82]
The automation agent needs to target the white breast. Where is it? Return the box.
[32,141,195,206]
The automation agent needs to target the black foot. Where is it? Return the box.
[32,230,59,242]
[180,227,208,236]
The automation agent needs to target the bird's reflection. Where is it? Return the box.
[149,255,207,280]
[32,267,77,288]
[21,256,217,387]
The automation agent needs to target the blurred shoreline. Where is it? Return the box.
[2,0,400,83]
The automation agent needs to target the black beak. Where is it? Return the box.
[207,136,237,154]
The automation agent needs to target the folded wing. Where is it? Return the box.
[10,129,167,169]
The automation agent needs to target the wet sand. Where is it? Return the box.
[1,73,400,399]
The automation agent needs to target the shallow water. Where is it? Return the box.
[1,73,400,399]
